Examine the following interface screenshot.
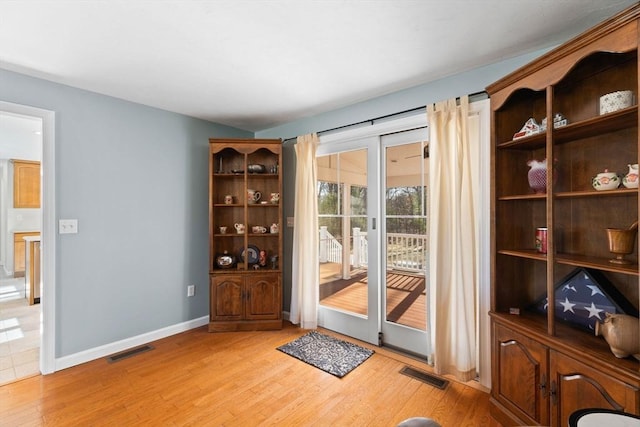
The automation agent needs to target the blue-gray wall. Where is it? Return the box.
[0,46,549,358]
[0,69,251,357]
[255,48,551,314]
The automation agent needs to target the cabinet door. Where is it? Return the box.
[13,160,40,208]
[210,275,243,320]
[245,274,281,320]
[494,323,549,425]
[550,351,640,426]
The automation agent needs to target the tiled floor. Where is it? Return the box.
[0,277,41,385]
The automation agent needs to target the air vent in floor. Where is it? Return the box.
[106,344,154,363]
[400,366,449,389]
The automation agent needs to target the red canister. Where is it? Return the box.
[535,227,548,254]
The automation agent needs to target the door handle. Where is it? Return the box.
[372,218,376,230]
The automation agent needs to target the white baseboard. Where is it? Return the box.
[54,316,209,372]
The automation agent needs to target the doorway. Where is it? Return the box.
[317,137,380,346]
[0,112,42,384]
[315,100,491,383]
[379,130,429,357]
[316,127,430,357]
[0,101,56,381]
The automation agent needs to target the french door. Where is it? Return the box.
[317,129,430,357]
[317,137,380,345]
[379,129,429,357]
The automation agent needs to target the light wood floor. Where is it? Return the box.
[0,322,497,426]
[321,270,426,330]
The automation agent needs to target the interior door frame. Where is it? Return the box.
[1,101,56,375]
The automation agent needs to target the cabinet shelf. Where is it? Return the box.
[496,106,638,150]
[498,193,546,201]
[214,173,279,177]
[553,106,637,144]
[497,248,547,261]
[498,188,637,201]
[556,253,639,276]
[554,188,637,198]
[497,249,639,276]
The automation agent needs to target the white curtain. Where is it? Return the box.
[427,95,478,382]
[290,133,319,329]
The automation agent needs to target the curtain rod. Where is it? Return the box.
[282,90,487,144]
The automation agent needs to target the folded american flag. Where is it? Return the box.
[533,268,638,332]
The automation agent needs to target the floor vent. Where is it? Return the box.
[400,366,449,389]
[106,345,154,363]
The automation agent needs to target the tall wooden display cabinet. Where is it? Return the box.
[208,138,283,332]
[487,4,640,426]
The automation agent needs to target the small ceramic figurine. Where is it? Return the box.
[541,113,568,131]
[513,118,540,140]
[259,250,267,267]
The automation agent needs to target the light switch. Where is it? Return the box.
[287,217,294,227]
[59,219,78,234]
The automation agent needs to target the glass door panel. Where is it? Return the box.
[318,149,368,316]
[380,132,429,357]
[317,139,379,345]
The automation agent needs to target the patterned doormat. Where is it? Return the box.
[277,331,374,378]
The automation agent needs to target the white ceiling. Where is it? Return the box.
[0,0,637,132]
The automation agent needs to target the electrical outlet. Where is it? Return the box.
[187,285,195,297]
[59,219,78,234]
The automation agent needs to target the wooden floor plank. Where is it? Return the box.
[321,271,426,330]
[0,323,493,426]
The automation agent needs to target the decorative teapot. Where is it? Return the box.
[234,223,245,234]
[623,164,639,188]
[270,223,279,234]
[592,169,620,191]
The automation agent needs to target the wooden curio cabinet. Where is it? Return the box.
[208,138,283,332]
[487,4,640,426]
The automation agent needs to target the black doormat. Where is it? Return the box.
[277,331,374,378]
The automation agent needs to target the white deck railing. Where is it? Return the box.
[386,232,427,272]
[319,227,427,273]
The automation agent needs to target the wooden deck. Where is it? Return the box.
[320,264,426,330]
